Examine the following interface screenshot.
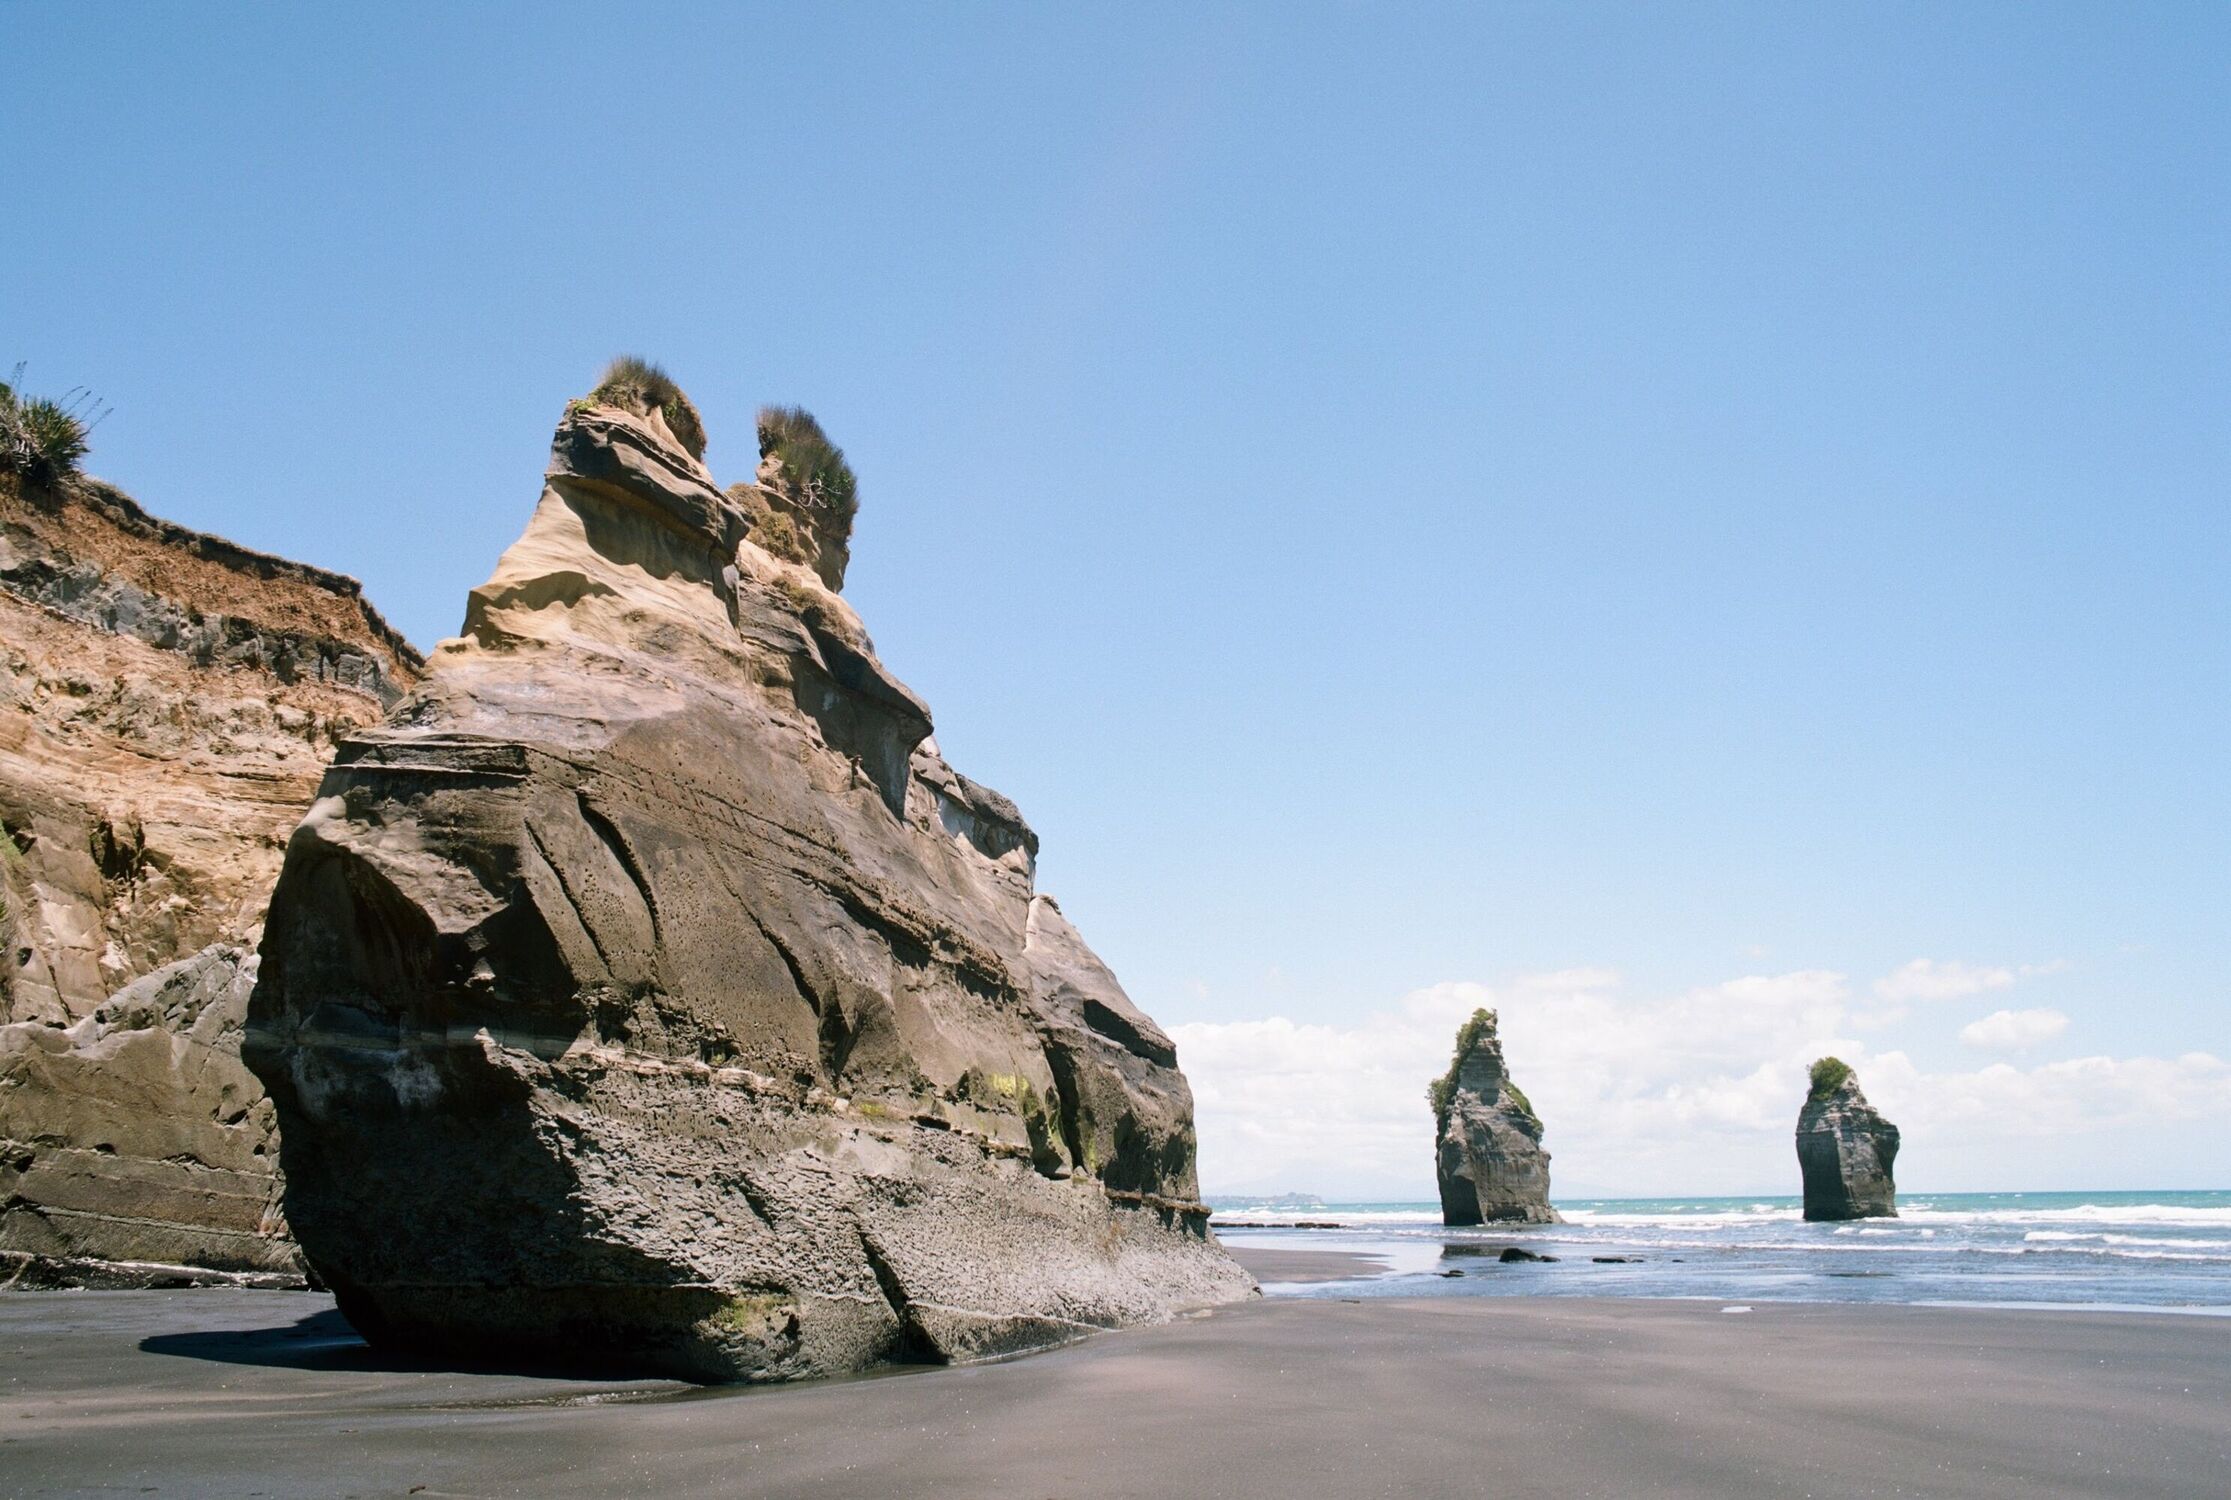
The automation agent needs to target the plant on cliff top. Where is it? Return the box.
[1427,1007,1499,1133]
[756,405,857,526]
[1808,1056,1853,1101]
[0,365,106,490]
[589,356,707,460]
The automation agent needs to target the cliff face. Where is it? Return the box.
[245,392,1251,1381]
[1432,1009,1558,1226]
[1796,1063,1899,1221]
[0,474,420,1286]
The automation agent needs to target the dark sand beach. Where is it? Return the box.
[4,1251,2225,1499]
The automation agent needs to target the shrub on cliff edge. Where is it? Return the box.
[590,356,707,460]
[0,366,104,490]
[756,405,857,525]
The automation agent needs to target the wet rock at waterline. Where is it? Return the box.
[1431,1008,1560,1226]
[1797,1058,1899,1221]
[244,375,1253,1381]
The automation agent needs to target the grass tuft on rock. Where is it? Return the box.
[0,366,106,491]
[589,356,707,460]
[756,405,856,523]
[1808,1056,1854,1102]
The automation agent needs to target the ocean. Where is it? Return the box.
[1210,1190,2231,1312]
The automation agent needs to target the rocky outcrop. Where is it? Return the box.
[1797,1058,1898,1221]
[0,473,420,1286]
[245,385,1252,1382]
[1432,1009,1558,1226]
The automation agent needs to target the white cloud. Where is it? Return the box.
[1171,968,2230,1200]
[1958,1007,2071,1053]
[1862,1050,2231,1141]
[1857,957,2070,1029]
[1874,958,2017,1003]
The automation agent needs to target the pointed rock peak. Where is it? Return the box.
[1433,1008,1537,1128]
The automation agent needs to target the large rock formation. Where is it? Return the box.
[1432,1008,1558,1226]
[1796,1058,1898,1221]
[245,380,1252,1381]
[0,472,420,1286]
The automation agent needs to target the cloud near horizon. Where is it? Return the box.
[1171,964,2229,1200]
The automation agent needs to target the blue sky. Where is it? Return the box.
[9,4,2226,1194]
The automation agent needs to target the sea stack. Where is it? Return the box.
[244,364,1252,1381]
[1796,1057,1899,1221]
[0,466,419,1288]
[1432,1008,1558,1225]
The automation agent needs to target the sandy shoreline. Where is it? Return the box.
[4,1277,2225,1499]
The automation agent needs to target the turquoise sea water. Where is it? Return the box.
[1210,1190,2231,1311]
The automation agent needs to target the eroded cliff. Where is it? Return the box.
[245,378,1251,1380]
[0,472,420,1286]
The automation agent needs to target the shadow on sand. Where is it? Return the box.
[138,1307,688,1386]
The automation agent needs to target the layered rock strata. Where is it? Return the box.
[0,474,420,1286]
[246,388,1252,1381]
[1432,1009,1559,1226]
[1796,1060,1899,1221]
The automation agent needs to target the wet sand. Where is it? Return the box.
[1225,1244,1391,1282]
[3,1288,2225,1498]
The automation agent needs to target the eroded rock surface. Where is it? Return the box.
[0,474,420,1286]
[1797,1061,1899,1221]
[246,392,1251,1381]
[1432,1008,1559,1226]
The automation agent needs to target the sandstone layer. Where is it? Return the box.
[1797,1061,1899,1221]
[246,389,1252,1381]
[1433,1008,1559,1226]
[0,473,420,1286]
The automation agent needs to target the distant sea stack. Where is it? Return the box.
[1796,1057,1899,1221]
[1431,1009,1558,1225]
[244,362,1252,1382]
[0,463,419,1288]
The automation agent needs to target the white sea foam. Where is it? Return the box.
[1901,1203,2231,1228]
[2025,1231,2231,1249]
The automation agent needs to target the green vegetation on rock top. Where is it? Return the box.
[1427,1007,1499,1132]
[590,355,708,460]
[1809,1056,1854,1101]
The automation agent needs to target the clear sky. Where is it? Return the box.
[9,4,2226,1197]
